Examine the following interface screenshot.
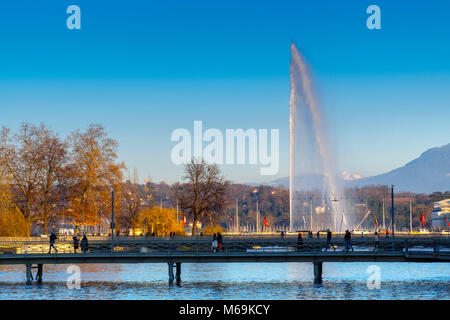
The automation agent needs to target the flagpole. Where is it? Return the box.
[256,200,259,234]
[409,199,412,233]
[391,185,395,238]
[235,199,239,234]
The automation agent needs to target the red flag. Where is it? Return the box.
[446,216,450,227]
[263,216,269,228]
[420,211,426,227]
[183,213,187,227]
[230,216,233,223]
[374,214,378,227]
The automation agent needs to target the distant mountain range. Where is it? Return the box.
[264,143,450,194]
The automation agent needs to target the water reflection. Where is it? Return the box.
[0,263,448,300]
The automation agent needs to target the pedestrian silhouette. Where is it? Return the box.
[374,231,380,251]
[211,233,218,253]
[324,229,335,251]
[73,235,79,253]
[48,232,58,253]
[217,232,223,251]
[81,234,89,253]
[297,232,303,251]
[344,230,354,252]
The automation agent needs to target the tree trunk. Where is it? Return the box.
[191,217,198,236]
[43,216,48,235]
[43,196,49,235]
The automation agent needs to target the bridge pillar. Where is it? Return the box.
[176,262,181,285]
[313,262,323,284]
[36,264,43,284]
[168,262,175,285]
[26,264,32,285]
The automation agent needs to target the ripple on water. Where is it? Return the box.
[0,263,449,300]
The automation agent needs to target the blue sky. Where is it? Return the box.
[1,0,449,184]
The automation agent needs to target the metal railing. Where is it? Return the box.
[1,237,449,256]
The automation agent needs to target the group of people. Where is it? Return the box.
[47,232,89,254]
[211,233,223,252]
[322,229,381,252]
[321,229,354,252]
[46,229,385,255]
[295,229,382,253]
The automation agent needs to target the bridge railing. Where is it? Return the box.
[0,237,449,255]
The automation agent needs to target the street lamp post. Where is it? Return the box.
[391,185,395,238]
[176,198,179,223]
[256,199,259,234]
[252,189,260,234]
[235,198,239,234]
[410,199,412,233]
[110,190,115,254]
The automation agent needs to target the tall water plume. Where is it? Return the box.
[289,42,349,232]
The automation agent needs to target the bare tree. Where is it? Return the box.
[0,123,70,234]
[176,158,229,235]
[122,169,142,235]
[0,124,46,222]
[37,126,68,233]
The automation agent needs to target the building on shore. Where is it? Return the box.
[431,199,450,229]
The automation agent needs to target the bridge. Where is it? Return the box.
[1,235,449,285]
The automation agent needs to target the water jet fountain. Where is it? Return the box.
[289,42,351,232]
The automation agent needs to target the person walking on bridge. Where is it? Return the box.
[211,233,218,253]
[217,232,223,251]
[344,230,354,252]
[73,235,79,253]
[374,231,380,252]
[297,233,303,251]
[324,229,335,252]
[48,232,58,254]
[81,234,89,253]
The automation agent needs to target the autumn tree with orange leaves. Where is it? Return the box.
[65,125,125,229]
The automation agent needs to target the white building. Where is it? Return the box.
[431,199,450,229]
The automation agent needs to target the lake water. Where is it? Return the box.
[0,262,449,300]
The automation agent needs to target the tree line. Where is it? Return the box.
[0,123,125,236]
[0,123,230,236]
[0,123,448,236]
